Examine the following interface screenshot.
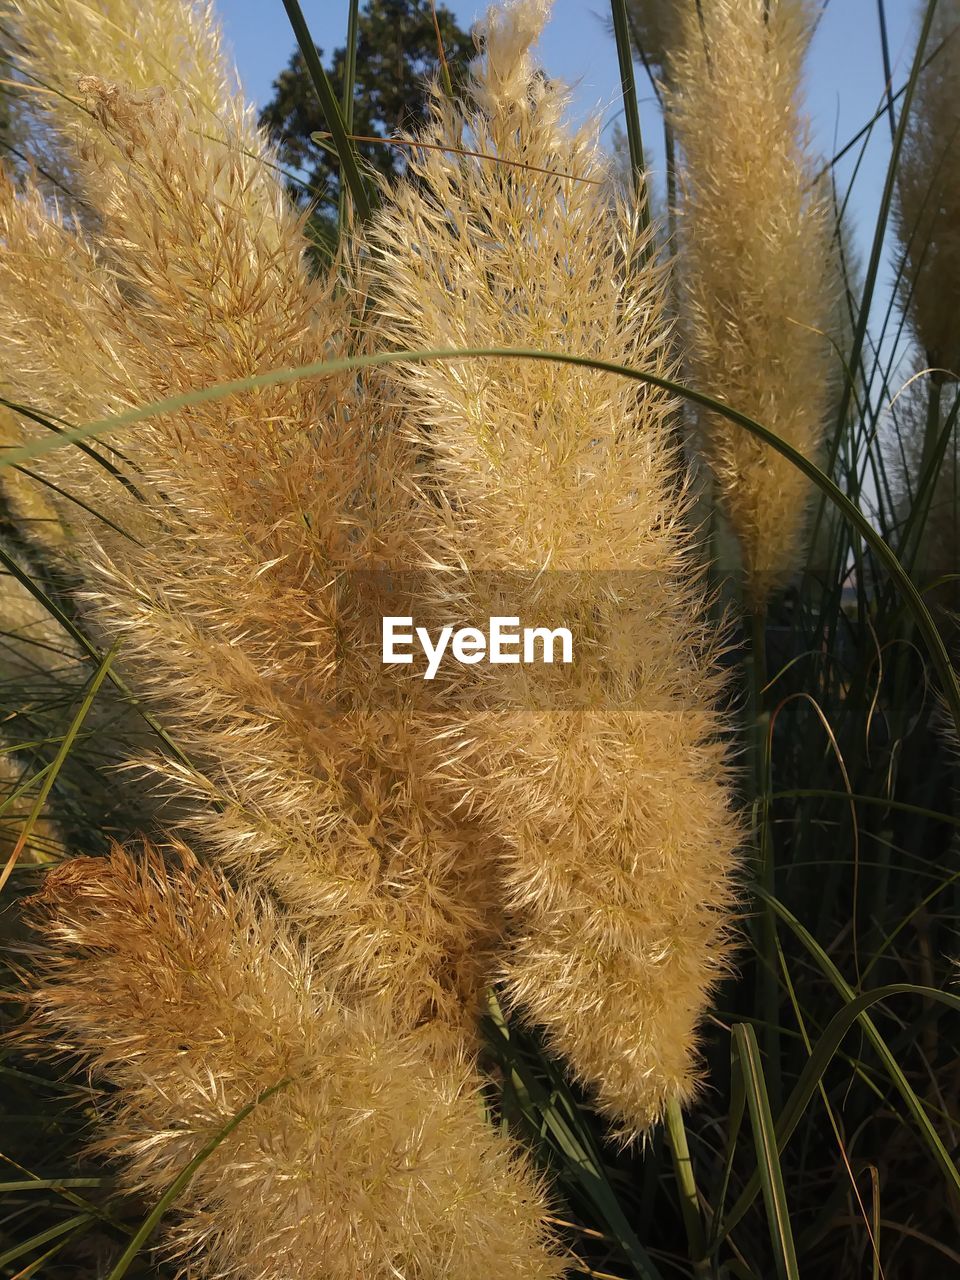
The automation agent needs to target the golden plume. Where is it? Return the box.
[369,0,740,1138]
[0,0,564,1270]
[22,844,565,1280]
[666,0,841,602]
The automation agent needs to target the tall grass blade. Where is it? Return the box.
[834,0,940,433]
[0,640,118,893]
[337,0,359,232]
[720,981,960,1240]
[0,1213,94,1268]
[732,1024,800,1280]
[663,1097,708,1275]
[760,894,959,1198]
[610,0,650,234]
[278,0,371,220]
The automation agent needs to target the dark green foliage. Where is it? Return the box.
[258,0,473,213]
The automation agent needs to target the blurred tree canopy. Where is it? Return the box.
[259,0,475,217]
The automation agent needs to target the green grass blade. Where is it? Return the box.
[833,0,940,434]
[337,0,360,233]
[279,0,371,221]
[718,897,960,1243]
[708,1046,746,1251]
[0,541,196,774]
[485,994,664,1280]
[663,1098,709,1275]
[732,1025,800,1280]
[610,0,650,235]
[0,640,118,893]
[0,1179,109,1192]
[0,1213,94,1268]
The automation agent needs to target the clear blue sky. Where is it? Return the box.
[217,0,923,377]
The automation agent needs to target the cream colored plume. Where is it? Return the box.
[23,846,566,1280]
[0,8,504,1038]
[370,0,740,1137]
[666,0,841,602]
[1,0,250,181]
[0,0,562,1270]
[895,0,960,380]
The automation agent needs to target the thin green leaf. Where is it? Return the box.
[732,1025,800,1280]
[279,0,371,220]
[0,640,119,894]
[610,0,650,236]
[337,0,360,233]
[0,1213,94,1268]
[663,1098,709,1275]
[719,941,960,1241]
[485,994,664,1280]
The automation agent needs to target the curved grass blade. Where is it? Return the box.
[3,343,958,735]
[718,937,960,1242]
[0,640,118,894]
[0,541,194,773]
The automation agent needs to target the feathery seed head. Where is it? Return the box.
[895,0,960,379]
[370,0,741,1138]
[22,846,567,1279]
[0,10,505,1036]
[623,0,677,76]
[666,0,843,601]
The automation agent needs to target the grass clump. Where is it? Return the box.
[0,1,957,1278]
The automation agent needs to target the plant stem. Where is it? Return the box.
[610,0,651,241]
[663,1098,711,1276]
[750,604,781,1115]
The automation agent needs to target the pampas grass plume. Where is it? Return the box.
[666,0,841,602]
[0,1,503,1037]
[371,0,740,1138]
[895,0,960,379]
[22,844,566,1279]
[1,0,556,1268]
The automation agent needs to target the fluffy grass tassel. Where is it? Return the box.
[371,0,740,1139]
[0,0,564,1270]
[20,845,566,1279]
[666,0,842,602]
[0,3,505,1038]
[895,0,960,382]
